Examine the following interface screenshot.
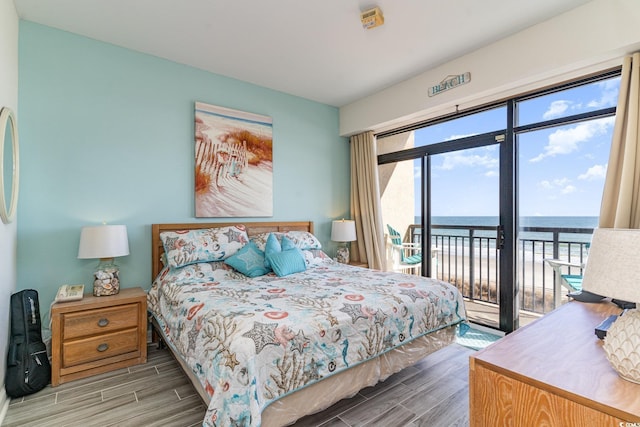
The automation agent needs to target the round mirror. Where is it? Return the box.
[0,107,19,224]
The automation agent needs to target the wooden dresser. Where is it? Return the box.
[51,287,147,386]
[469,301,640,426]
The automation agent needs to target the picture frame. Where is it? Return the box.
[194,102,273,217]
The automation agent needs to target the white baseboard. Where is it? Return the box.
[0,386,9,425]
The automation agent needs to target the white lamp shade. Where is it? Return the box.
[331,220,356,242]
[581,228,640,303]
[78,225,130,259]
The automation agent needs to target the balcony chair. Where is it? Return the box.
[544,246,589,307]
[387,225,423,274]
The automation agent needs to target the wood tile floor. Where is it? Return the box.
[3,343,473,427]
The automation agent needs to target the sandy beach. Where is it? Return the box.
[393,243,573,315]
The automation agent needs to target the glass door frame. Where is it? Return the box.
[379,128,515,330]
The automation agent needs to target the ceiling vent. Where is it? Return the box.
[361,7,384,30]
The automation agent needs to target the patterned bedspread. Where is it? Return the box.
[147,257,466,427]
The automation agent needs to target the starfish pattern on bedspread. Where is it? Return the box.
[291,329,310,353]
[339,303,370,323]
[242,322,279,354]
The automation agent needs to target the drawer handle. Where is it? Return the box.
[97,343,109,352]
[97,318,109,327]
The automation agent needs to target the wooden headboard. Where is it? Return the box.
[151,221,314,280]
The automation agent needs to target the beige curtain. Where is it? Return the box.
[599,52,640,228]
[350,131,386,270]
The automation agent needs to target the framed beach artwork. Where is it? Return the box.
[194,102,273,217]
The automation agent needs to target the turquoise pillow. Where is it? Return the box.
[281,236,296,251]
[264,233,281,269]
[224,241,269,277]
[267,247,307,277]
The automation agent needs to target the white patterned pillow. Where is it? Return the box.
[169,261,244,282]
[302,249,331,266]
[161,225,249,269]
[251,231,322,252]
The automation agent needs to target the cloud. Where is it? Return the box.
[445,132,478,141]
[543,100,571,120]
[551,178,570,187]
[439,151,498,171]
[529,117,614,162]
[578,164,607,180]
[543,79,620,121]
[587,79,620,109]
[539,178,574,195]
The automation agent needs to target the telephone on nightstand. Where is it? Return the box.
[55,284,85,302]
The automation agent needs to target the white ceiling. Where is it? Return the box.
[14,0,592,107]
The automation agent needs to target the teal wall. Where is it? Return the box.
[17,22,349,309]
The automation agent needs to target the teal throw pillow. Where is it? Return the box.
[267,247,307,277]
[281,235,296,251]
[264,233,281,269]
[225,241,270,277]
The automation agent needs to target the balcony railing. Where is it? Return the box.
[407,224,593,314]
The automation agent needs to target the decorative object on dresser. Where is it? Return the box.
[50,287,147,386]
[0,106,20,225]
[331,219,356,264]
[78,224,130,296]
[581,227,640,384]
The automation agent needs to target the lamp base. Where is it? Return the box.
[93,258,120,296]
[603,308,640,384]
[336,246,350,264]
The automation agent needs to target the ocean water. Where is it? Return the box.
[414,216,597,256]
[422,216,597,240]
[427,215,598,229]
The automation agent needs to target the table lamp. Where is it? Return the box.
[581,228,640,384]
[331,219,356,264]
[78,224,130,296]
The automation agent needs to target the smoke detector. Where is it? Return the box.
[361,7,384,30]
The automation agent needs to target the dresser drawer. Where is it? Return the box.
[62,303,140,340]
[62,328,140,367]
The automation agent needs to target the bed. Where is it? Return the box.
[147,221,467,427]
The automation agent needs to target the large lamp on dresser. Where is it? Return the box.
[581,228,640,384]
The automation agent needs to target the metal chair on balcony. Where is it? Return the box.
[387,225,422,274]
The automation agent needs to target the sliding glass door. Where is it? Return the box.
[378,108,507,330]
[377,70,620,333]
[430,145,500,327]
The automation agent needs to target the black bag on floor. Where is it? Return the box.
[5,289,51,397]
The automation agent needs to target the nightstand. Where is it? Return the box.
[349,261,368,268]
[50,287,147,386]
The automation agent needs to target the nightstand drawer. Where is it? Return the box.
[62,328,140,367]
[63,304,140,339]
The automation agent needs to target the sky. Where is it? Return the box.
[412,76,620,218]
